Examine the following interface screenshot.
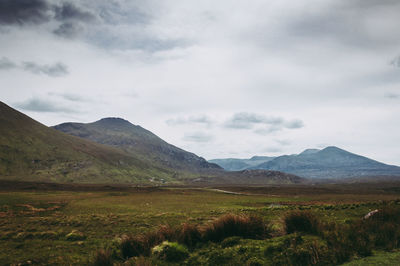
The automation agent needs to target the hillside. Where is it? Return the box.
[251,146,400,179]
[53,118,221,174]
[209,156,275,171]
[0,102,302,185]
[0,102,173,184]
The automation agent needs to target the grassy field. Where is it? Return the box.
[1,182,400,265]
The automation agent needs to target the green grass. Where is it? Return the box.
[1,185,400,265]
[343,250,400,265]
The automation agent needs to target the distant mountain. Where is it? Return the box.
[0,102,172,184]
[251,146,400,179]
[209,156,275,171]
[53,118,221,174]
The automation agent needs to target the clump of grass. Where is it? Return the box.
[93,249,113,266]
[203,213,270,242]
[119,213,270,259]
[179,223,202,247]
[152,241,189,262]
[283,211,321,235]
[121,234,152,258]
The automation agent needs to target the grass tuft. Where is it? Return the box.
[203,213,270,242]
[283,211,321,235]
[93,249,113,266]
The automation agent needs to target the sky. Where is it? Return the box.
[0,0,399,165]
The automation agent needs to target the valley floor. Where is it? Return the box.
[1,180,400,265]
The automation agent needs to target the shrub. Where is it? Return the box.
[179,223,202,247]
[283,211,321,235]
[93,249,113,266]
[120,235,152,258]
[203,214,270,242]
[152,241,189,262]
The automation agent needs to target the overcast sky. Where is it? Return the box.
[1,0,399,165]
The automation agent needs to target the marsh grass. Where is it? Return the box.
[93,249,113,266]
[283,211,321,235]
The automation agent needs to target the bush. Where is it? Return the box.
[152,241,189,262]
[179,223,202,247]
[93,249,113,266]
[284,211,321,235]
[203,214,270,242]
[120,235,152,258]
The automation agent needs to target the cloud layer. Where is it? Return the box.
[0,57,68,77]
[1,0,400,165]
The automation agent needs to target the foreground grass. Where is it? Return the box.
[343,250,400,265]
[1,184,400,265]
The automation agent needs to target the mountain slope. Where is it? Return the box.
[0,102,172,183]
[252,146,400,179]
[52,118,221,174]
[209,156,275,171]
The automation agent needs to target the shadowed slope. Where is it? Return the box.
[53,118,221,173]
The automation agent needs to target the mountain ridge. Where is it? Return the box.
[211,146,400,179]
[53,117,221,174]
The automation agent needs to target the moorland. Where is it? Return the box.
[1,180,400,265]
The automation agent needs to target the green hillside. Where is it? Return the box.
[0,102,172,184]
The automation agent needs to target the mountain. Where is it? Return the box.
[251,146,400,179]
[52,118,221,174]
[0,102,175,184]
[209,156,275,171]
[0,101,303,185]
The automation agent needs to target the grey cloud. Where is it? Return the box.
[275,139,291,146]
[285,119,304,129]
[0,0,51,25]
[253,126,281,135]
[22,61,68,77]
[0,0,94,39]
[166,115,213,126]
[0,57,69,77]
[15,98,77,113]
[55,2,95,22]
[224,112,301,129]
[224,112,283,129]
[0,0,184,52]
[53,22,83,38]
[96,2,149,25]
[281,1,400,50]
[385,92,399,99]
[48,92,88,102]
[0,57,17,69]
[390,56,400,68]
[225,112,304,135]
[183,132,214,143]
[89,32,188,52]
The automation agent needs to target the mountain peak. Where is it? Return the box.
[299,149,320,155]
[94,117,133,127]
[320,146,348,154]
